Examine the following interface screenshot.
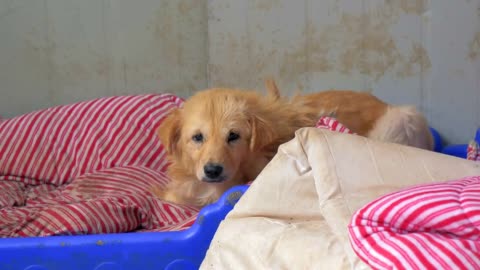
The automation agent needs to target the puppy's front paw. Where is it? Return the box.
[150,184,185,205]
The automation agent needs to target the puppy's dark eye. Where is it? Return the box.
[192,133,204,143]
[227,132,240,143]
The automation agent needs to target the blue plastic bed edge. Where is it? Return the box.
[441,128,480,159]
[442,144,469,158]
[429,127,443,153]
[0,185,249,270]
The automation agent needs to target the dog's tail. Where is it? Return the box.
[368,105,434,150]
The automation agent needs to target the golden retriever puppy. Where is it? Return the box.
[156,80,433,207]
[156,86,316,207]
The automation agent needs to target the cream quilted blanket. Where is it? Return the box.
[201,127,480,270]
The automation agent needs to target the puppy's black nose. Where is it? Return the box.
[204,163,223,180]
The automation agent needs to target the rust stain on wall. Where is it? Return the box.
[396,42,431,77]
[279,0,431,82]
[178,0,201,15]
[335,13,401,80]
[279,49,309,84]
[468,32,480,61]
[255,0,281,11]
[391,0,427,15]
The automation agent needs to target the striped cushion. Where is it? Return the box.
[0,94,182,184]
[0,94,199,237]
[348,175,480,269]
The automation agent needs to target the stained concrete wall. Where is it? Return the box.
[208,0,480,144]
[1,0,479,144]
[0,0,207,117]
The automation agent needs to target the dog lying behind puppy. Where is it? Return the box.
[156,81,433,207]
[292,90,433,150]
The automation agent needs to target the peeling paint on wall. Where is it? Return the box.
[468,32,480,61]
[209,0,434,90]
[255,0,282,11]
[391,0,427,15]
[281,0,431,83]
[1,0,479,146]
[207,0,480,144]
[0,0,207,118]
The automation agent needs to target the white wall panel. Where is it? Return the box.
[208,0,480,144]
[0,0,207,117]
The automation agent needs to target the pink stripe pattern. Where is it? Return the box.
[0,94,198,237]
[348,176,480,270]
[467,141,480,161]
[316,116,354,134]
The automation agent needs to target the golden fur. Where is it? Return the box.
[156,80,433,207]
[156,86,316,207]
[292,89,433,149]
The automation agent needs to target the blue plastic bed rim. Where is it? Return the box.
[441,128,480,159]
[429,127,443,153]
[0,185,249,270]
[442,144,469,159]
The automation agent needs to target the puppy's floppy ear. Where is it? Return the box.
[249,114,276,151]
[158,109,182,154]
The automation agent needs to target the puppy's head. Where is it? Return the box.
[158,88,275,184]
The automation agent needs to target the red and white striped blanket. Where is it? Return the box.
[0,94,199,237]
[349,175,480,269]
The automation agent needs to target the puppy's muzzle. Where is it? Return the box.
[203,163,224,182]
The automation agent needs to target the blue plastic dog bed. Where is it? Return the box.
[0,185,249,270]
[0,127,447,270]
[441,128,480,159]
